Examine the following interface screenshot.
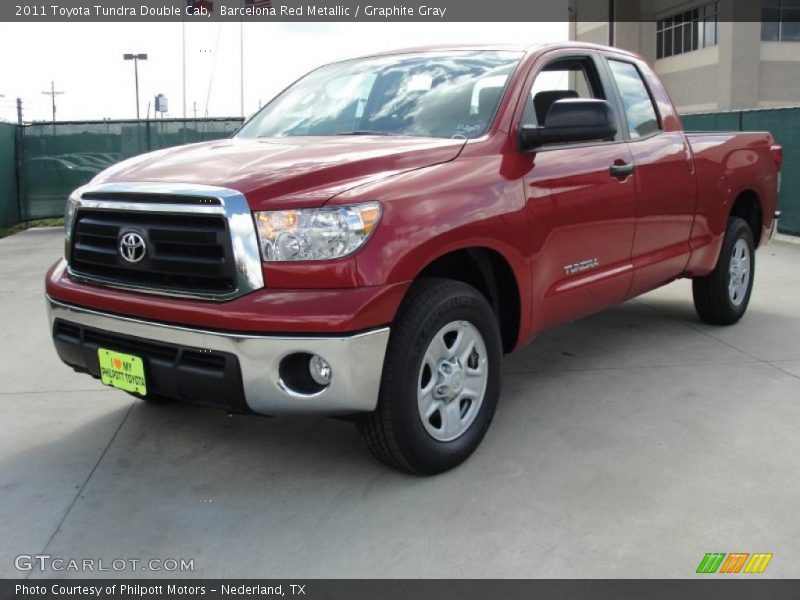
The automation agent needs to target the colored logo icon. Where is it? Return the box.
[696,552,773,574]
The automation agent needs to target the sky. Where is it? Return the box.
[0,22,568,123]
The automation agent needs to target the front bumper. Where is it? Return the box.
[47,296,389,415]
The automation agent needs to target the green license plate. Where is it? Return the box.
[98,348,147,396]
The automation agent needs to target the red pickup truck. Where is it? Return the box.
[46,42,782,474]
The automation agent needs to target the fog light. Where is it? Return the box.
[308,354,332,386]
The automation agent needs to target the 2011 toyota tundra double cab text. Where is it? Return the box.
[46,42,782,474]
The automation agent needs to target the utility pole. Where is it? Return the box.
[608,0,616,46]
[16,98,23,125]
[240,20,245,118]
[123,53,148,119]
[182,21,187,118]
[42,81,64,124]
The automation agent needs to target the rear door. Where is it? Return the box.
[603,54,697,296]
[519,51,639,332]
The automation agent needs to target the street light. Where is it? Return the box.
[123,53,148,119]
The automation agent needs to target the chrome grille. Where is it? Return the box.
[69,208,236,295]
[64,182,265,301]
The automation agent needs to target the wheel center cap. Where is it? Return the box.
[452,372,463,392]
[435,359,464,401]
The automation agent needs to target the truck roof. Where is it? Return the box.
[345,41,644,61]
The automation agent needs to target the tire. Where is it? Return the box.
[358,278,503,475]
[692,216,755,326]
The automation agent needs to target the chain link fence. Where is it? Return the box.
[16,118,243,221]
[682,106,800,236]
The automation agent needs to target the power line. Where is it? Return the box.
[204,23,223,119]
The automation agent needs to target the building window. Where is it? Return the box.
[656,2,719,59]
[762,0,800,42]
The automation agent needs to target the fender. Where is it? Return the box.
[684,132,777,276]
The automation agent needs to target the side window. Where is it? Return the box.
[607,60,661,139]
[522,57,604,126]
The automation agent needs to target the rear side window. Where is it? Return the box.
[608,60,661,139]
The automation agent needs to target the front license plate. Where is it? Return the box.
[98,348,147,396]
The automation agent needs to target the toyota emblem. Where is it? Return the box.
[119,232,147,263]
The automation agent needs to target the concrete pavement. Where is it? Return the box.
[1,228,798,578]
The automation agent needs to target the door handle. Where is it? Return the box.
[610,163,635,178]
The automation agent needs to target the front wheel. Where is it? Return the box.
[692,216,755,325]
[358,279,503,475]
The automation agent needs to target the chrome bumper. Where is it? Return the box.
[46,297,389,415]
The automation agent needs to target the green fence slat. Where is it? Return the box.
[682,112,742,132]
[0,123,20,227]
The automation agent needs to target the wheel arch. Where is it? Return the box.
[409,246,522,354]
[730,188,763,247]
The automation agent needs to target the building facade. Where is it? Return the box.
[570,0,800,113]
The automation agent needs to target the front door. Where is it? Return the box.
[519,52,639,333]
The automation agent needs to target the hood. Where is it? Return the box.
[92,135,466,209]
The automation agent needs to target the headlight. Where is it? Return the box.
[64,191,80,241]
[254,202,381,262]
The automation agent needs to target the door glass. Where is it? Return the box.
[523,58,602,126]
[607,60,661,139]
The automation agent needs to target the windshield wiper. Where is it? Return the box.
[334,130,399,136]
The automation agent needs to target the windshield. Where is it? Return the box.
[237,51,523,140]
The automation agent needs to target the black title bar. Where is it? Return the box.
[2,0,779,22]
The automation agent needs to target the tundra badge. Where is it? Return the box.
[564,258,599,275]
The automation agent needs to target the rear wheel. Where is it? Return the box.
[358,278,503,475]
[693,216,755,325]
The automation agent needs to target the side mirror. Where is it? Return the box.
[519,98,617,152]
